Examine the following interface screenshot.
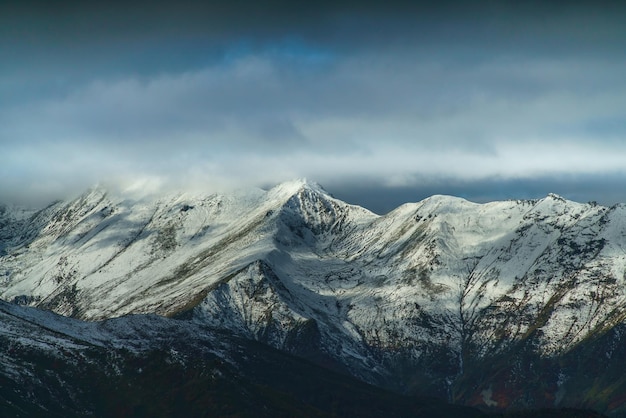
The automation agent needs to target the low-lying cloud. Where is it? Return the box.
[1,1,625,208]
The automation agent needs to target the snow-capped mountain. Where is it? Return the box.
[3,179,626,415]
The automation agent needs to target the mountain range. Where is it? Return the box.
[1,179,624,416]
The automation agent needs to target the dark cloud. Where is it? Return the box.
[1,0,626,207]
[4,1,625,55]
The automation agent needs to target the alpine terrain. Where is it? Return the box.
[1,179,624,416]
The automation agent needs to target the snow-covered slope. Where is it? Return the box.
[3,179,626,413]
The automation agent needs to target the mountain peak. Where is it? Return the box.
[545,192,566,202]
[3,177,626,415]
[268,178,328,199]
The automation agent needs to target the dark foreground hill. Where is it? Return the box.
[0,300,486,417]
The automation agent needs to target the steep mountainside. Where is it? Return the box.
[1,179,626,415]
[0,300,487,418]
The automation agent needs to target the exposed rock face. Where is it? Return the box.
[3,180,626,415]
[0,300,487,418]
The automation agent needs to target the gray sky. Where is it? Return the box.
[2,1,626,212]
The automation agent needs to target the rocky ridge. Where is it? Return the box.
[1,179,626,415]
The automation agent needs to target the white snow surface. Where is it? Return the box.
[2,179,626,373]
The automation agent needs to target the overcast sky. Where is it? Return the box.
[2,1,626,213]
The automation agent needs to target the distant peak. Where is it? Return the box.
[424,194,472,204]
[545,193,566,202]
[417,194,476,209]
[292,178,325,190]
[269,178,328,197]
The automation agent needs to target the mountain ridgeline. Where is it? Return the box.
[1,179,625,416]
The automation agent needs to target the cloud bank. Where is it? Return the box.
[1,1,625,210]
